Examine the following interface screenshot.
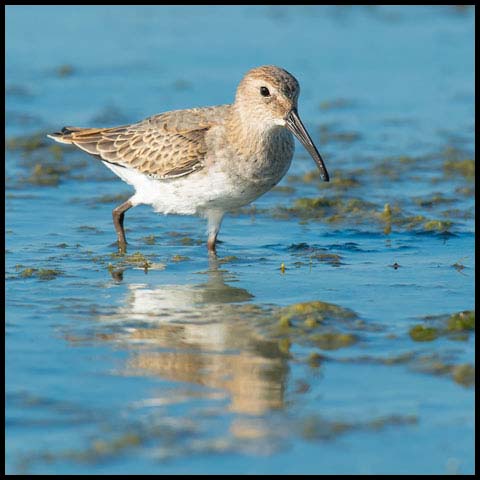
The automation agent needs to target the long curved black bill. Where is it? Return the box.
[286,109,329,182]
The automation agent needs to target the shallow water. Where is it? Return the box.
[5,5,475,475]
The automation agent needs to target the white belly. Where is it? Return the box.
[103,161,273,216]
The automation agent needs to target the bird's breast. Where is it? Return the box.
[227,128,294,184]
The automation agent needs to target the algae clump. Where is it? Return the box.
[451,364,475,387]
[446,311,474,332]
[409,325,439,342]
[443,158,475,180]
[171,254,190,262]
[311,332,357,350]
[280,300,356,323]
[19,267,62,280]
[423,220,452,232]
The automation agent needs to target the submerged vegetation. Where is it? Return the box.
[17,267,63,281]
[409,310,475,342]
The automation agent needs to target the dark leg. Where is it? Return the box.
[112,200,133,253]
[206,210,224,257]
[207,234,217,256]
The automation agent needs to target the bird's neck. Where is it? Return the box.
[226,104,286,158]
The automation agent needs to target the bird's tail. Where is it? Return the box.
[47,126,97,144]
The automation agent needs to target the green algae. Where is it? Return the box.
[19,268,36,278]
[282,196,376,224]
[37,269,62,280]
[299,170,320,183]
[310,253,342,267]
[142,234,156,245]
[379,203,393,234]
[56,64,75,77]
[414,194,455,208]
[375,203,445,234]
[411,355,475,387]
[310,332,357,350]
[27,163,65,186]
[6,131,90,190]
[380,203,393,221]
[266,300,366,351]
[6,132,48,151]
[171,254,190,262]
[114,251,149,265]
[366,414,418,430]
[288,244,343,267]
[443,158,475,180]
[423,219,452,232]
[440,208,473,220]
[107,251,161,273]
[304,317,319,329]
[446,311,474,332]
[217,256,239,265]
[288,169,360,190]
[280,300,356,322]
[166,235,203,246]
[379,352,416,365]
[272,185,296,194]
[337,351,475,389]
[300,413,417,442]
[397,155,417,164]
[411,310,474,343]
[398,215,426,230]
[19,267,62,281]
[91,432,141,456]
[9,139,85,186]
[243,299,373,355]
[451,364,475,387]
[325,173,360,190]
[278,338,291,354]
[48,144,64,161]
[301,415,352,440]
[307,352,325,368]
[31,430,144,466]
[293,197,337,211]
[278,316,292,328]
[409,325,439,342]
[336,352,416,367]
[455,185,475,196]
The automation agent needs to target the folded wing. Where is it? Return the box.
[48,105,230,179]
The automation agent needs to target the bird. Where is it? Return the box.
[48,65,329,255]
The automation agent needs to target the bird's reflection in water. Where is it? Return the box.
[100,258,289,429]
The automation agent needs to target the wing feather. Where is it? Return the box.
[48,105,230,179]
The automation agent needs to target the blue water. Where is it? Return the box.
[6,5,475,474]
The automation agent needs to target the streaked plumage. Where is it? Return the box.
[48,65,329,254]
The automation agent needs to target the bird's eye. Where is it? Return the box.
[260,86,270,97]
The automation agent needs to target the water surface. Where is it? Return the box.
[6,5,475,475]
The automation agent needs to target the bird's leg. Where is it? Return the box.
[207,234,218,255]
[206,209,224,256]
[112,200,133,253]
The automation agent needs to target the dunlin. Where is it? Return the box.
[48,65,329,254]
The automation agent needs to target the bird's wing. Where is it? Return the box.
[48,105,230,179]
